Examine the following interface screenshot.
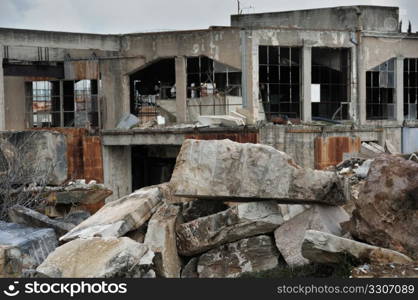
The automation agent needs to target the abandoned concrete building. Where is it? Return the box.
[1,5,418,201]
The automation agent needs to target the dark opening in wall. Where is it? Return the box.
[404,58,418,120]
[311,47,350,120]
[366,58,395,120]
[130,58,176,116]
[186,56,242,98]
[131,145,180,192]
[259,46,301,121]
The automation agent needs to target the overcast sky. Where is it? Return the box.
[0,0,416,34]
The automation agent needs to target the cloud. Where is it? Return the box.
[0,0,414,33]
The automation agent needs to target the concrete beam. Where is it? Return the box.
[175,56,187,124]
[301,45,312,122]
[0,48,5,130]
[395,57,404,125]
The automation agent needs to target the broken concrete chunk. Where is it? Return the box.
[60,211,91,226]
[353,159,373,179]
[301,230,413,265]
[274,205,350,266]
[9,205,75,237]
[385,140,400,155]
[60,184,165,242]
[181,258,199,278]
[177,201,283,256]
[360,142,383,158]
[144,204,182,278]
[368,142,385,153]
[48,189,112,206]
[278,204,310,222]
[0,222,57,277]
[197,235,279,278]
[343,155,418,260]
[170,139,346,206]
[37,237,154,278]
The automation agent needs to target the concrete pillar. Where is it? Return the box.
[358,42,367,125]
[175,56,187,123]
[103,145,132,202]
[395,57,404,124]
[301,45,312,122]
[0,48,5,130]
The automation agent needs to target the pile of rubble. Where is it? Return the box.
[1,139,417,278]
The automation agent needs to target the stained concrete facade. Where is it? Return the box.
[1,5,418,200]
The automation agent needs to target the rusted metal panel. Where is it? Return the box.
[82,136,104,183]
[314,136,361,170]
[64,60,99,80]
[185,132,259,144]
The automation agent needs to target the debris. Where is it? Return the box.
[37,237,155,278]
[144,204,182,278]
[197,115,245,127]
[274,205,350,266]
[197,235,279,278]
[368,142,385,153]
[181,258,199,278]
[0,222,57,277]
[116,113,139,129]
[176,201,283,256]
[278,204,310,222]
[342,155,418,259]
[60,184,165,242]
[170,139,346,206]
[360,142,384,158]
[385,140,400,155]
[353,159,373,179]
[352,263,418,278]
[9,205,74,238]
[302,230,413,265]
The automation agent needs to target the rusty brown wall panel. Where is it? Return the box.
[185,132,259,144]
[82,136,104,183]
[64,60,99,80]
[314,136,361,170]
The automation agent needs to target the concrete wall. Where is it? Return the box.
[0,28,120,51]
[121,28,242,74]
[3,76,26,130]
[231,6,399,33]
[259,124,401,168]
[103,145,132,202]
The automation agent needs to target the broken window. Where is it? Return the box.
[366,58,395,120]
[130,58,175,120]
[311,48,350,120]
[404,58,418,120]
[259,46,301,121]
[26,80,99,128]
[186,56,242,98]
